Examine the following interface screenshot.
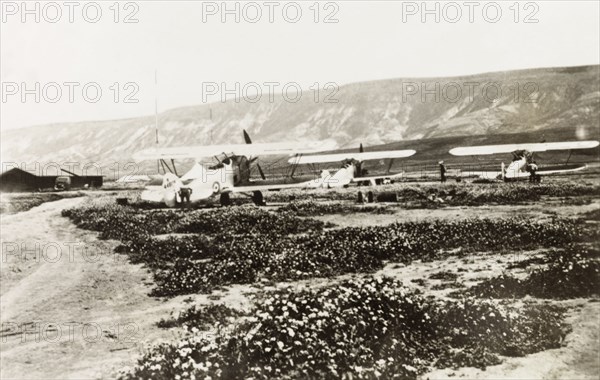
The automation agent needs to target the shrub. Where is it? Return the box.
[456,246,600,299]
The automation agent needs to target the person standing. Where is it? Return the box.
[439,161,447,183]
[528,161,538,183]
[179,187,192,204]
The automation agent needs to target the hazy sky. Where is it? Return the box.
[1,0,599,130]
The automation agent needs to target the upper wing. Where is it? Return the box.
[287,150,416,164]
[449,141,599,156]
[134,141,335,161]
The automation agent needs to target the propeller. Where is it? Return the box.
[243,129,267,180]
[243,129,252,144]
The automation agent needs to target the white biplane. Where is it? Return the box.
[449,140,599,181]
[288,144,416,188]
[133,131,416,207]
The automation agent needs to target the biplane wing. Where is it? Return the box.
[507,164,589,178]
[353,171,405,183]
[458,170,502,179]
[133,140,335,161]
[449,141,599,156]
[230,181,313,193]
[287,150,417,164]
[536,164,588,175]
[458,164,589,181]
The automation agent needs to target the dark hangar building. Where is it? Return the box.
[0,168,103,192]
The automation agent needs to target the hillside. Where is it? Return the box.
[1,65,598,173]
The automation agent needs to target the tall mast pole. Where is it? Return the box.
[155,69,159,173]
[155,69,159,144]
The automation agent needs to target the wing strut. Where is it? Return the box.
[290,154,302,178]
[242,129,266,180]
[171,159,178,176]
[160,159,176,175]
[386,158,395,174]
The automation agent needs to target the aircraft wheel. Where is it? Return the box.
[220,192,232,206]
[212,181,221,194]
[252,191,265,206]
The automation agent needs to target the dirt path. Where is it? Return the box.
[1,198,86,297]
[0,198,178,379]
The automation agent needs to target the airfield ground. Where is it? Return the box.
[0,175,599,379]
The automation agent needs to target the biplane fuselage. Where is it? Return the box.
[141,162,236,207]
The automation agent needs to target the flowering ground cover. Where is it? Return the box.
[62,204,329,241]
[119,277,570,380]
[278,200,397,216]
[62,203,181,240]
[62,200,588,297]
[60,193,599,379]
[268,182,600,207]
[394,183,600,208]
[454,245,600,299]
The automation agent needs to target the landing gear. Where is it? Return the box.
[220,193,232,207]
[367,191,374,203]
[252,191,266,206]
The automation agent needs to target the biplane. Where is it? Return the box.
[449,140,599,181]
[133,131,415,207]
[288,144,416,188]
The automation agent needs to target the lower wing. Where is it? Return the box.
[353,171,405,183]
[230,181,313,193]
[459,171,502,179]
[459,164,588,180]
[537,164,588,176]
